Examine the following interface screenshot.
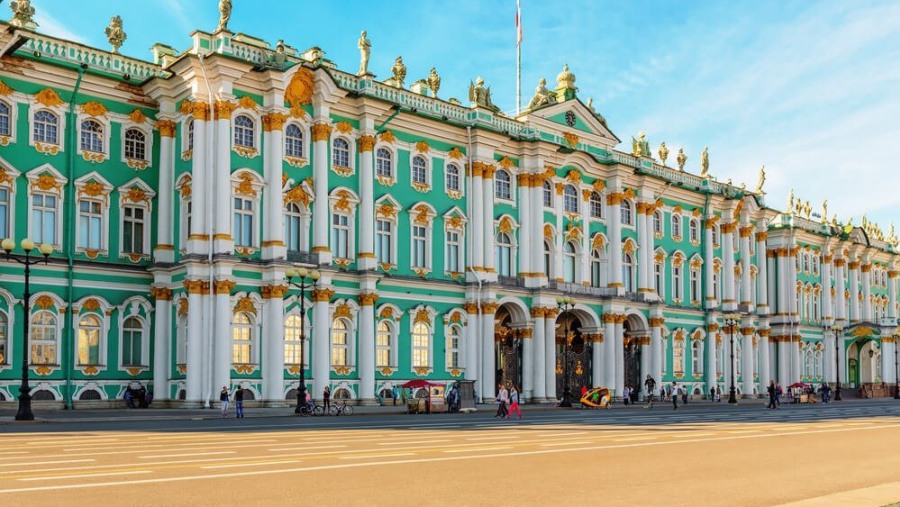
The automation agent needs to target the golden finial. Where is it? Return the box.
[658,142,669,166]
[105,15,127,54]
[676,148,687,171]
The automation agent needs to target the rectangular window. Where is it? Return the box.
[673,265,682,300]
[32,193,57,245]
[446,230,460,273]
[78,200,103,250]
[654,263,662,297]
[122,205,145,254]
[0,188,8,240]
[690,270,699,302]
[447,328,460,369]
[285,209,302,252]
[233,197,254,247]
[332,213,350,258]
[376,323,391,368]
[412,225,427,268]
[412,324,429,368]
[375,219,392,264]
[0,313,7,365]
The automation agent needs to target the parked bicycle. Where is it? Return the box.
[298,403,325,417]
[329,400,353,416]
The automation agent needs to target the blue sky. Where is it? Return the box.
[27,0,900,231]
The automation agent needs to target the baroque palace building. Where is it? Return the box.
[0,6,899,408]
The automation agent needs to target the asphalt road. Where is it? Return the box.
[1,402,899,506]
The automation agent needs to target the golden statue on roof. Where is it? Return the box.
[216,0,232,32]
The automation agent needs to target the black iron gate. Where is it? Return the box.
[624,339,642,399]
[497,337,522,389]
[556,341,591,399]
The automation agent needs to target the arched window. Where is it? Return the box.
[333,138,351,168]
[563,241,577,283]
[672,215,682,238]
[590,191,603,218]
[542,180,553,207]
[122,316,143,366]
[620,200,633,225]
[803,254,810,273]
[186,117,194,151]
[77,314,101,365]
[412,322,430,368]
[232,312,253,364]
[233,115,255,148]
[34,110,59,145]
[446,164,460,191]
[284,202,304,252]
[495,232,512,277]
[691,340,703,374]
[124,128,147,160]
[80,119,104,153]
[375,147,392,178]
[0,311,6,365]
[495,170,511,199]
[711,224,720,245]
[284,314,303,365]
[563,185,578,213]
[591,249,602,288]
[673,338,685,374]
[446,325,462,369]
[622,253,634,292]
[652,211,662,235]
[0,101,10,136]
[331,318,349,366]
[412,155,428,185]
[689,219,699,243]
[285,124,304,158]
[376,321,393,368]
[543,241,552,277]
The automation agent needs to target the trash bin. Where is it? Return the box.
[457,380,476,411]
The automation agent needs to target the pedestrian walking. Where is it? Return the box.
[507,386,523,419]
[219,386,230,417]
[766,380,777,409]
[710,386,716,402]
[644,375,656,408]
[775,383,782,408]
[495,384,509,417]
[234,387,245,418]
[323,386,331,414]
[124,388,135,409]
[672,382,679,410]
[623,386,631,406]
[682,386,688,405]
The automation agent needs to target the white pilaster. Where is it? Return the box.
[517,176,531,278]
[706,322,718,396]
[311,123,332,263]
[522,331,534,401]
[739,225,753,311]
[756,228,769,315]
[465,305,479,390]
[741,318,754,396]
[184,285,205,403]
[262,115,286,260]
[186,110,209,255]
[603,317,616,390]
[651,321,663,394]
[861,262,872,321]
[482,167,496,275]
[704,218,716,309]
[261,289,285,403]
[607,192,623,292]
[481,302,497,401]
[532,310,546,400]
[152,294,171,400]
[636,202,649,292]
[758,325,771,390]
[357,293,376,403]
[822,255,834,322]
[470,169,484,272]
[213,289,232,393]
[311,288,332,401]
[722,220,736,311]
[545,311,558,400]
[213,104,234,253]
[849,259,860,322]
[614,319,625,397]
[155,121,176,263]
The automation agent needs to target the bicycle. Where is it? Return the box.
[298,403,325,417]
[329,400,353,416]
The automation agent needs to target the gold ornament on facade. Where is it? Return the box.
[81,298,100,312]
[190,101,210,121]
[155,119,176,137]
[124,109,147,125]
[177,299,189,317]
[358,135,376,153]
[105,15,127,54]
[262,112,288,132]
[285,67,315,108]
[150,287,173,301]
[334,303,353,320]
[35,88,64,108]
[498,216,514,234]
[35,143,59,155]
[213,279,236,295]
[233,296,256,315]
[312,288,335,302]
[377,130,396,144]
[79,181,107,199]
[415,140,431,153]
[543,223,554,239]
[448,147,463,160]
[563,132,579,148]
[565,169,582,183]
[35,295,54,309]
[412,204,431,224]
[447,216,463,229]
[358,293,379,306]
[333,121,353,135]
[82,151,105,163]
[499,156,516,170]
[310,123,332,142]
[413,309,432,325]
[81,101,108,118]
[237,96,257,111]
[0,80,13,96]
[123,187,148,204]
[427,67,441,97]
[214,100,237,120]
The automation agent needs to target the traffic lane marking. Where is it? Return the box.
[137,451,235,459]
[0,459,95,468]
[202,460,302,470]
[18,470,149,482]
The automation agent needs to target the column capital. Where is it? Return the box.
[531,306,547,318]
[358,134,376,152]
[311,123,333,142]
[311,288,335,302]
[358,292,379,306]
[262,111,289,131]
[834,258,846,268]
[848,260,861,270]
[150,287,173,300]
[213,100,237,120]
[463,302,480,314]
[180,100,210,121]
[182,279,210,295]
[481,301,499,314]
[739,225,754,238]
[720,222,737,234]
[261,284,288,299]
[156,120,177,138]
[214,279,236,295]
[755,231,768,242]
[649,316,665,327]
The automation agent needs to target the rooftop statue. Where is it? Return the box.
[216,0,232,32]
[787,189,794,213]
[427,67,441,98]
[676,148,687,172]
[526,78,556,110]
[390,56,406,88]
[658,142,669,166]
[357,30,371,76]
[469,76,500,112]
[9,0,37,29]
[631,132,650,158]
[755,165,766,194]
[699,147,709,178]
[105,15,127,54]
[556,64,576,90]
[821,200,828,224]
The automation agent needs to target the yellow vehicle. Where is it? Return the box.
[580,387,612,409]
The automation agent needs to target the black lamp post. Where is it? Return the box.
[723,312,741,404]
[893,332,899,400]
[1,238,53,421]
[557,295,576,408]
[831,324,842,401]
[285,267,320,414]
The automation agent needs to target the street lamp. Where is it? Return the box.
[830,324,843,401]
[285,266,320,414]
[556,295,576,408]
[1,238,53,421]
[723,312,742,404]
[893,331,899,400]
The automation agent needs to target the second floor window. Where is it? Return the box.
[124,128,146,160]
[233,197,254,247]
[332,213,350,258]
[412,156,427,185]
[80,120,103,153]
[122,205,145,254]
[78,200,103,250]
[34,110,59,145]
[446,164,460,191]
[332,138,350,168]
[233,115,255,148]
[375,219,392,264]
[32,193,57,244]
[412,225,427,268]
[495,170,511,200]
[285,124,304,158]
[563,185,578,213]
[0,102,10,136]
[375,148,392,178]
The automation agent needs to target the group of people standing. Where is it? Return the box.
[495,384,523,419]
[219,385,247,418]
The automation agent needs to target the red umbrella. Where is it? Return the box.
[400,379,441,389]
[788,382,809,389]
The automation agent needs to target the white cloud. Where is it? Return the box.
[33,12,88,45]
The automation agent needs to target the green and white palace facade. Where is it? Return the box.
[0,16,898,408]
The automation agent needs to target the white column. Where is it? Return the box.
[261,288,285,403]
[184,283,205,403]
[788,246,799,318]
[152,291,171,400]
[532,309,546,400]
[482,167,496,273]
[741,319,754,396]
[591,333,603,394]
[186,107,208,255]
[311,123,332,263]
[311,288,332,401]
[791,338,801,385]
[706,323,718,395]
[766,251,777,315]
[756,230,769,314]
[465,304,479,391]
[554,184,564,280]
[835,259,847,322]
[880,340,892,384]
[825,329,835,383]
[603,316,616,390]
[470,167,484,271]
[759,327,771,390]
[777,340,788,385]
[357,135,375,268]
[651,321,663,394]
[607,193,623,290]
[532,178,546,279]
[640,338,650,397]
[861,263,872,321]
[614,318,625,397]
[837,333,846,384]
[722,221,736,310]
[155,121,176,262]
[481,303,497,402]
[213,103,233,252]
[889,271,898,319]
[517,176,531,277]
[704,219,716,309]
[522,330,534,401]
[822,256,834,321]
[545,310,558,399]
[739,225,753,311]
[357,293,376,403]
[213,283,232,393]
[581,189,591,284]
[262,114,286,260]
[849,260,860,322]
[636,203,649,292]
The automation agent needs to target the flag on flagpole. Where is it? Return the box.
[516,0,523,47]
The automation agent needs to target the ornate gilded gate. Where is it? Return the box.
[624,337,643,398]
[556,337,591,399]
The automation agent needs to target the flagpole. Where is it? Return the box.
[516,0,522,116]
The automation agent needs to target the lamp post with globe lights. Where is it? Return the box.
[1,238,54,421]
[723,313,742,404]
[893,330,899,400]
[556,295,576,407]
[831,324,843,401]
[284,267,319,414]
